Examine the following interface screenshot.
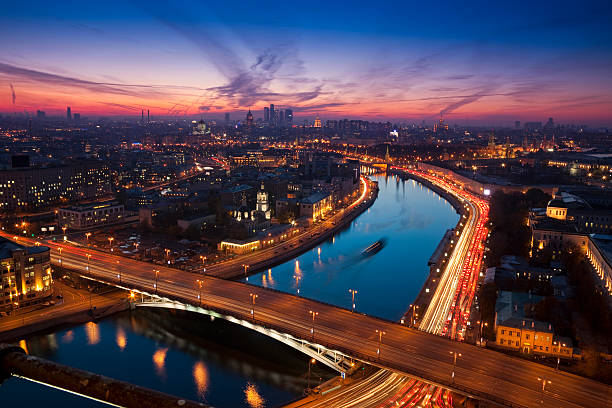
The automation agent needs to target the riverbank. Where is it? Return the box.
[392,170,468,324]
[210,177,379,280]
[0,282,128,342]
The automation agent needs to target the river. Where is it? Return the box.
[1,174,459,407]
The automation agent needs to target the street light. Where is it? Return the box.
[375,329,386,357]
[307,358,316,390]
[476,320,488,345]
[85,232,91,245]
[249,293,258,320]
[154,269,160,294]
[116,260,121,284]
[108,237,114,252]
[196,279,203,307]
[348,289,357,313]
[450,351,461,384]
[243,264,249,281]
[86,253,91,271]
[537,377,551,405]
[309,310,319,340]
[58,247,62,266]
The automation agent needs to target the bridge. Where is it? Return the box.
[18,235,607,408]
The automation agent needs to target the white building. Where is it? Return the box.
[58,200,124,230]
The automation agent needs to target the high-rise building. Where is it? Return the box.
[270,104,275,125]
[66,106,72,121]
[224,112,230,125]
[246,109,253,127]
[279,110,285,126]
[36,110,45,118]
[515,121,521,129]
[264,107,270,123]
[147,109,150,123]
[285,109,293,126]
[73,113,80,122]
[314,114,322,128]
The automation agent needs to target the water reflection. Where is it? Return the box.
[19,339,29,354]
[153,347,168,377]
[193,361,209,400]
[245,382,265,408]
[62,330,74,344]
[85,322,100,345]
[116,326,127,351]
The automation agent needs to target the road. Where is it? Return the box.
[2,233,609,407]
[0,281,125,338]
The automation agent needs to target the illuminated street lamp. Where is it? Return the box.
[307,358,316,390]
[348,289,357,313]
[196,279,203,307]
[375,329,386,357]
[62,226,67,241]
[116,260,121,284]
[85,232,91,245]
[86,253,91,271]
[450,351,461,384]
[309,310,319,340]
[476,320,488,345]
[154,269,160,294]
[249,293,258,320]
[108,237,114,251]
[537,377,551,405]
[58,247,63,266]
[243,264,249,281]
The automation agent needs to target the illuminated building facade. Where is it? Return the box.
[58,200,125,230]
[0,161,112,211]
[0,237,52,312]
[495,317,573,358]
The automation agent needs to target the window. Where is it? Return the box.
[509,331,512,336]
[501,329,505,335]
[526,334,530,340]
[516,341,520,346]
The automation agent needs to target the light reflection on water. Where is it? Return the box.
[116,326,127,351]
[193,361,209,400]
[85,322,100,345]
[245,382,265,408]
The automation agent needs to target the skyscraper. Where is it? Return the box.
[66,106,72,121]
[279,110,285,126]
[314,114,321,128]
[264,107,269,123]
[270,104,275,125]
[246,109,253,127]
[224,112,230,125]
[285,109,293,126]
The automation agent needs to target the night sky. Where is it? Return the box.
[1,0,612,125]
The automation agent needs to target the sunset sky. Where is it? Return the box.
[1,0,611,125]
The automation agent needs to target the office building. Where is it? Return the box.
[264,107,270,123]
[224,112,230,125]
[285,109,293,126]
[66,106,72,121]
[0,160,112,211]
[0,237,53,312]
[58,200,125,230]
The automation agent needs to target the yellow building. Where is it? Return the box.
[218,239,260,255]
[495,317,573,358]
[0,237,53,312]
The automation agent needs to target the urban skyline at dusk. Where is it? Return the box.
[2,1,612,125]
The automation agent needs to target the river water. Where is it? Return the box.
[1,174,458,407]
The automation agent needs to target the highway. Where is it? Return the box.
[3,233,610,407]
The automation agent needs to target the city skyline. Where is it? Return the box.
[1,1,612,125]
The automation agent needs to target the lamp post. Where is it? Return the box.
[243,264,249,281]
[116,260,121,284]
[108,237,114,252]
[375,329,385,357]
[450,351,461,384]
[249,293,258,320]
[476,320,488,345]
[307,358,316,390]
[85,232,91,245]
[196,279,203,307]
[86,254,91,271]
[309,310,319,341]
[62,226,67,241]
[154,269,159,294]
[348,289,357,313]
[58,247,62,266]
[537,377,551,405]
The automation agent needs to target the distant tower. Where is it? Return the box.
[141,109,144,122]
[264,107,270,124]
[246,109,253,127]
[285,109,293,126]
[66,106,72,121]
[224,112,230,125]
[270,104,275,125]
[314,114,321,128]
[147,109,150,123]
[384,145,391,163]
